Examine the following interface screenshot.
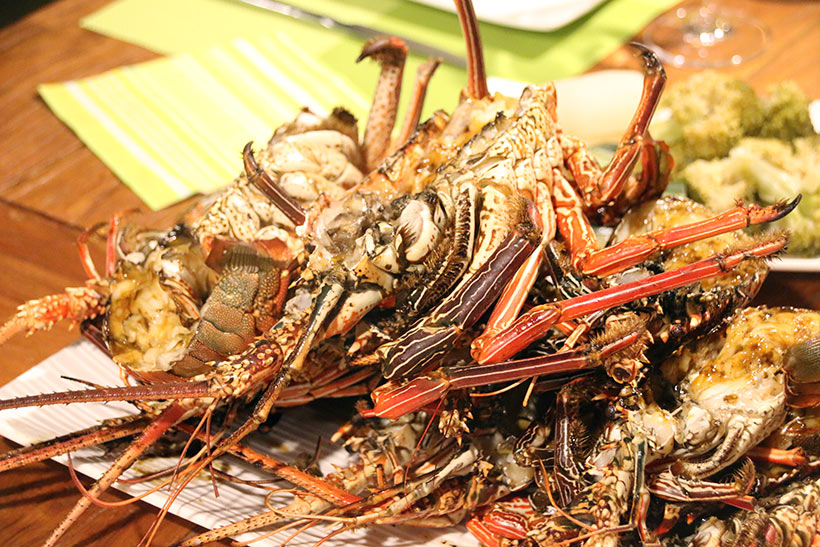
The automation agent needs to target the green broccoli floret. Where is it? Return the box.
[652,71,763,169]
[733,137,820,200]
[730,138,802,200]
[681,157,754,212]
[757,81,815,140]
[682,136,820,255]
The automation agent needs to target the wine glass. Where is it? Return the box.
[642,1,770,68]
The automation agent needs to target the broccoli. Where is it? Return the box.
[757,81,815,140]
[652,71,763,168]
[681,156,754,213]
[681,136,820,255]
[651,72,815,172]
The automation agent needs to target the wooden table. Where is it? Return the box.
[0,0,818,544]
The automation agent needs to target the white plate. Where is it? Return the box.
[410,0,607,31]
[771,256,820,273]
[490,70,645,145]
[0,340,476,546]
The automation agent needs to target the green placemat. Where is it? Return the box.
[40,34,469,209]
[82,0,677,84]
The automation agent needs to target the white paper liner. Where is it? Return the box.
[0,340,477,546]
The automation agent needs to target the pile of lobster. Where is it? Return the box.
[2,1,819,545]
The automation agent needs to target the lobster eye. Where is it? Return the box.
[785,337,820,383]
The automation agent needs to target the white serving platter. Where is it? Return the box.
[410,0,607,31]
[771,256,820,273]
[0,340,477,546]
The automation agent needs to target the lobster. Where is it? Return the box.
[0,0,806,544]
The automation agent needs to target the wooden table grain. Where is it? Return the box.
[0,0,818,545]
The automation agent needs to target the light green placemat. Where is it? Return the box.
[53,0,677,210]
[82,0,677,83]
[40,34,468,209]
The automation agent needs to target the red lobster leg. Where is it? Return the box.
[578,197,800,277]
[224,443,362,506]
[648,459,757,512]
[394,57,442,147]
[454,0,489,100]
[475,233,788,364]
[466,516,502,547]
[466,496,537,547]
[363,326,642,419]
[44,403,186,547]
[563,43,666,208]
[747,446,808,467]
[0,286,106,346]
[0,416,148,473]
[472,246,544,356]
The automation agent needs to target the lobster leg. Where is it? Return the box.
[44,403,186,547]
[466,495,534,546]
[0,286,106,345]
[178,456,381,547]
[454,0,488,99]
[0,381,214,411]
[243,142,306,226]
[76,221,106,281]
[226,443,361,506]
[278,446,481,530]
[471,245,544,356]
[562,191,799,277]
[0,416,148,472]
[553,381,592,506]
[394,57,442,148]
[648,459,756,506]
[466,517,503,547]
[177,438,414,546]
[358,36,408,171]
[747,446,808,467]
[104,208,137,277]
[596,131,672,226]
[364,323,643,419]
[277,368,379,407]
[178,510,308,547]
[475,232,788,364]
[562,43,667,209]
